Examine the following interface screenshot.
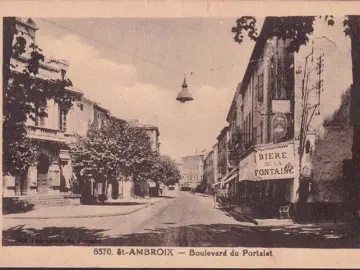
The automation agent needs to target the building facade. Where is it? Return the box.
[128,120,160,153]
[212,143,220,190]
[224,16,352,209]
[203,150,214,195]
[216,127,234,190]
[180,154,205,190]
[3,18,164,201]
[3,18,113,198]
[4,18,81,197]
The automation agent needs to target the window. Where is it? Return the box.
[61,69,66,80]
[35,113,45,127]
[260,121,263,144]
[243,120,246,144]
[245,117,248,144]
[59,108,68,131]
[35,109,46,127]
[253,127,257,144]
[257,73,264,102]
[249,112,252,144]
[78,103,84,111]
[35,100,47,127]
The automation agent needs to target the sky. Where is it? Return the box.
[33,16,352,161]
[34,17,260,161]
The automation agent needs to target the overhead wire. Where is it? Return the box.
[41,18,185,75]
[40,18,252,78]
[39,19,352,82]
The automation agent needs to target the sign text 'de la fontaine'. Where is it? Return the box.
[254,144,295,180]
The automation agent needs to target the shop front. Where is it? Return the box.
[220,167,239,202]
[237,142,296,210]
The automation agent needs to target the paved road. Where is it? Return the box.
[3,191,359,247]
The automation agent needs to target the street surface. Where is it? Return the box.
[3,191,360,247]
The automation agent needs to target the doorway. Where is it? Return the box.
[37,154,50,194]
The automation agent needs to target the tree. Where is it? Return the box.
[232,15,360,200]
[150,155,181,186]
[70,117,158,194]
[3,17,78,177]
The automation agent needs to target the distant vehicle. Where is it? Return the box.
[168,185,175,190]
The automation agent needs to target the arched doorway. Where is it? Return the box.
[37,153,50,194]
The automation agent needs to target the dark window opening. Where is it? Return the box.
[257,73,264,102]
[59,108,68,131]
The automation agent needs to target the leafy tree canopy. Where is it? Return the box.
[70,117,157,183]
[70,117,180,187]
[150,155,181,186]
[231,16,359,53]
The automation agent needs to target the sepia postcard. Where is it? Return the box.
[1,0,360,268]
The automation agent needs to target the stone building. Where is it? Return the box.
[3,18,81,197]
[203,150,214,195]
[180,154,205,191]
[3,18,111,198]
[224,16,352,210]
[127,120,160,153]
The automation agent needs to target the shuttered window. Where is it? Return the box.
[59,108,68,131]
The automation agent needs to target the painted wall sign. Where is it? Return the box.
[238,153,255,181]
[254,143,295,180]
[272,100,291,114]
[272,113,288,139]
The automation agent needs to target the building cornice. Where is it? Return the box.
[216,126,229,141]
[16,17,38,31]
[15,55,60,73]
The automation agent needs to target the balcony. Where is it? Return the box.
[27,126,66,143]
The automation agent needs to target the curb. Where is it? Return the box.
[4,199,165,220]
[256,220,294,226]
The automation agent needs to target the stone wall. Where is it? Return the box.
[312,125,352,202]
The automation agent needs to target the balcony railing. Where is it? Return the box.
[27,125,66,143]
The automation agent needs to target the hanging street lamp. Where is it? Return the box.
[176,77,194,103]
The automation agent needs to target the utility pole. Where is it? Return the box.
[297,49,324,198]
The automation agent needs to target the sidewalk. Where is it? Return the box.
[194,192,212,198]
[224,205,295,226]
[4,197,166,219]
[192,193,293,226]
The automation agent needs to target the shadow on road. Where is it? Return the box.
[216,208,259,225]
[97,202,147,206]
[3,222,360,248]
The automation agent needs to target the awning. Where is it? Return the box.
[212,181,221,187]
[222,166,239,185]
[223,171,239,185]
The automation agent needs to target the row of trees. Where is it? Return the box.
[69,117,180,198]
